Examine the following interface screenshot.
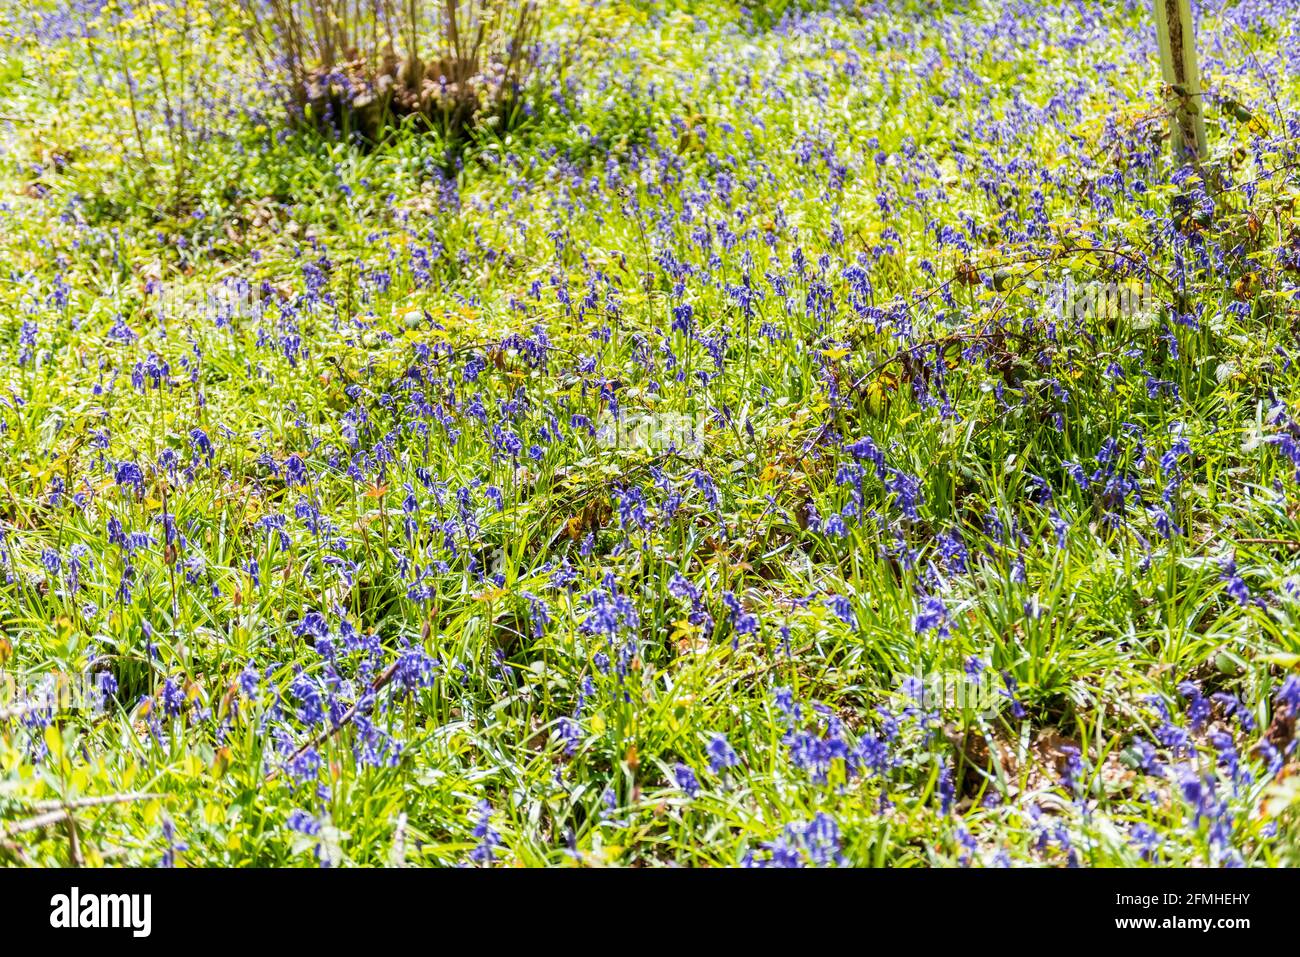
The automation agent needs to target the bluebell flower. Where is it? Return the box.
[469,801,502,864]
[707,734,739,773]
[555,716,581,756]
[722,591,758,640]
[1129,822,1161,861]
[1177,681,1210,732]
[161,818,187,868]
[743,813,844,868]
[287,809,321,836]
[1277,675,1300,718]
[394,641,437,694]
[913,594,950,638]
[161,677,186,717]
[826,593,855,626]
[1220,557,1250,605]
[114,461,145,494]
[674,763,700,798]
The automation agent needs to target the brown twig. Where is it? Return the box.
[65,811,83,867]
[27,792,166,813]
[3,808,72,837]
[2,792,165,839]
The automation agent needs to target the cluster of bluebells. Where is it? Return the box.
[743,813,845,868]
[3,0,1300,869]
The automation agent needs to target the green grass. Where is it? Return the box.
[1,0,1299,867]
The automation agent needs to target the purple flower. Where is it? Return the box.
[1221,557,1250,605]
[555,716,581,756]
[938,762,955,814]
[394,641,437,694]
[722,591,758,639]
[114,461,145,494]
[469,800,502,864]
[1178,681,1210,733]
[1277,675,1300,719]
[1129,823,1161,862]
[287,809,321,836]
[913,594,950,638]
[189,428,214,465]
[826,593,855,626]
[161,677,186,717]
[743,813,844,868]
[161,817,187,868]
[707,734,739,773]
[999,672,1027,719]
[284,454,309,487]
[956,825,977,866]
[286,747,321,784]
[674,763,700,798]
[1211,692,1255,733]
[1059,745,1085,797]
